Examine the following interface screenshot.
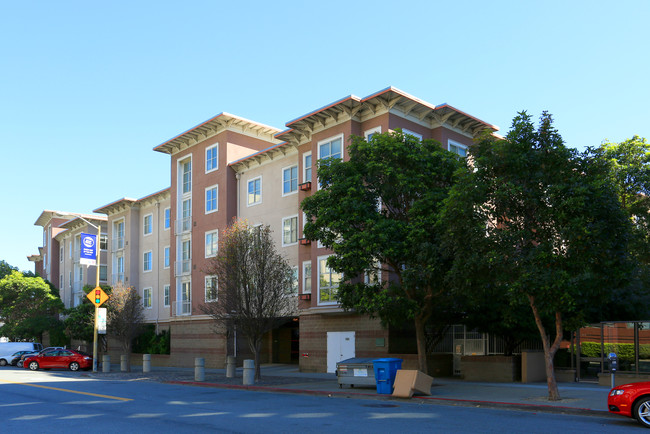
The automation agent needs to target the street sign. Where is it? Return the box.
[87,286,109,307]
[80,233,97,266]
[97,307,107,334]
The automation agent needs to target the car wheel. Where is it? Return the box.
[0,359,7,366]
[28,361,39,371]
[634,397,650,428]
[69,362,80,371]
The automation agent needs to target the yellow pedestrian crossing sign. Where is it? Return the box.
[87,286,109,307]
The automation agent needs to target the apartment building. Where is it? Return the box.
[30,211,106,296]
[94,188,171,330]
[28,87,498,372]
[153,113,283,367]
[54,216,108,309]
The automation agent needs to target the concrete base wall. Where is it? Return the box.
[460,356,521,382]
[598,372,650,387]
[521,351,546,383]
[299,313,388,373]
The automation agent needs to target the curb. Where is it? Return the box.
[166,380,613,418]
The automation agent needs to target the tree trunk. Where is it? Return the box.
[252,339,262,382]
[414,315,429,375]
[528,294,562,401]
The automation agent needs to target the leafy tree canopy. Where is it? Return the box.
[0,271,64,341]
[301,130,464,373]
[442,112,633,400]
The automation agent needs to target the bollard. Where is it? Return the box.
[143,354,151,373]
[226,356,236,378]
[195,357,205,382]
[121,355,128,372]
[243,359,255,385]
[102,355,111,372]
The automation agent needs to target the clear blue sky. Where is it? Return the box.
[2,1,649,273]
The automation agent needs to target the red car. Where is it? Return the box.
[609,381,650,428]
[23,349,92,372]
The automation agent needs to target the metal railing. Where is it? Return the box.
[175,260,191,277]
[172,300,192,316]
[112,237,125,251]
[175,217,192,235]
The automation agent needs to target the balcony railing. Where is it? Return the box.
[175,217,192,235]
[112,237,125,251]
[172,300,192,316]
[175,260,191,277]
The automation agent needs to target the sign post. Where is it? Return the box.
[81,224,106,372]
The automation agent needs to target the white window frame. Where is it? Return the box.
[143,214,153,236]
[164,246,170,269]
[303,151,312,183]
[401,128,423,140]
[60,246,63,262]
[164,207,171,230]
[205,184,219,214]
[364,126,381,141]
[317,255,340,305]
[143,287,152,309]
[143,250,152,272]
[205,230,219,258]
[180,157,192,194]
[317,133,344,161]
[302,261,312,294]
[282,215,298,247]
[163,284,170,307]
[206,143,218,173]
[205,275,218,302]
[247,176,262,206]
[448,139,468,157]
[282,164,298,196]
[289,266,299,294]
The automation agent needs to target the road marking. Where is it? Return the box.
[0,379,133,401]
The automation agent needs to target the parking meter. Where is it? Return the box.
[609,352,618,372]
[609,352,618,388]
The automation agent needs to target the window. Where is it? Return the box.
[247,176,262,206]
[163,284,170,307]
[59,274,63,288]
[164,208,170,230]
[303,152,312,182]
[205,230,218,258]
[318,256,341,304]
[365,126,381,141]
[289,266,298,294]
[114,220,124,250]
[205,275,218,302]
[181,159,192,194]
[205,185,218,214]
[143,288,152,308]
[100,265,107,281]
[302,261,312,294]
[143,251,152,272]
[401,128,423,140]
[282,165,298,195]
[282,215,298,246]
[448,140,468,158]
[206,144,218,173]
[318,135,343,161]
[100,235,108,250]
[143,214,153,235]
[69,241,72,258]
[164,246,170,268]
[364,261,381,284]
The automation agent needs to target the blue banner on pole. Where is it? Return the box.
[80,233,97,266]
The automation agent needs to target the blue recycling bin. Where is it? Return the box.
[373,358,403,394]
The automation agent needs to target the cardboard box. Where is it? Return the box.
[392,370,433,398]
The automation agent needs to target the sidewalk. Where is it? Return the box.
[89,363,614,417]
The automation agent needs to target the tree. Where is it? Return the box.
[594,136,650,264]
[201,220,296,382]
[0,260,17,280]
[301,130,464,374]
[0,271,64,341]
[443,112,632,400]
[106,283,144,371]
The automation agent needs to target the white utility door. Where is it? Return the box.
[327,331,355,373]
